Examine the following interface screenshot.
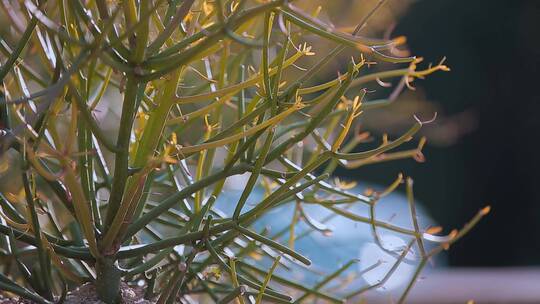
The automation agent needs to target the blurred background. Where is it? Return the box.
[294,0,540,268]
[280,1,540,301]
[393,0,540,268]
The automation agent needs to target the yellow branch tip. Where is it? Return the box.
[480,205,491,215]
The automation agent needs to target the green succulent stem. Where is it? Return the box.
[105,76,140,230]
[95,257,123,304]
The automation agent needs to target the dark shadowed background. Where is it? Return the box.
[336,0,540,267]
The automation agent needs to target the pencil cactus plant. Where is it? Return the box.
[0,0,489,303]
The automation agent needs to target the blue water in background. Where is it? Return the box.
[213,180,444,293]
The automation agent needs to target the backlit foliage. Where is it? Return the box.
[0,0,487,303]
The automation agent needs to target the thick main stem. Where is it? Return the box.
[96,257,123,304]
[96,78,138,303]
[98,76,140,302]
[99,1,150,301]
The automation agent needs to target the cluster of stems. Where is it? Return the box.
[0,0,487,303]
